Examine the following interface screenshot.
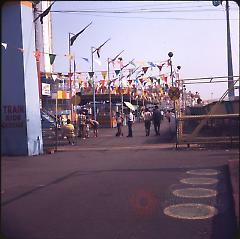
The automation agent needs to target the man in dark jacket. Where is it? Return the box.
[152,105,162,135]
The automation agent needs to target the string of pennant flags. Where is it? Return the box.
[2,41,180,99]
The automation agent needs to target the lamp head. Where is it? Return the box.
[168,52,173,58]
[177,66,181,70]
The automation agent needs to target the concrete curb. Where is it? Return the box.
[228,159,239,225]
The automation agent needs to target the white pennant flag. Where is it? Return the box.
[52,74,58,81]
[1,42,7,49]
[94,58,102,66]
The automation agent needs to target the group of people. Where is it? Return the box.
[115,106,165,138]
[61,111,99,145]
[142,105,164,136]
[62,106,171,144]
[115,108,134,137]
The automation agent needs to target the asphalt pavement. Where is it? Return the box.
[1,119,239,239]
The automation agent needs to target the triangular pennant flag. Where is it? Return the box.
[142,66,149,74]
[49,54,56,65]
[81,57,89,63]
[88,72,94,78]
[68,73,73,77]
[70,22,92,46]
[147,62,156,67]
[1,43,7,49]
[101,71,107,79]
[34,50,41,61]
[52,74,58,81]
[157,63,165,71]
[115,69,120,76]
[160,74,168,82]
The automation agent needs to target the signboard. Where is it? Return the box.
[42,83,50,96]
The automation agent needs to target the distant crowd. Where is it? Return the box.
[59,106,174,145]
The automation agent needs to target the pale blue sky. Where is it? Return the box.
[51,1,239,100]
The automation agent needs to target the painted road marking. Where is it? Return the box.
[172,187,217,198]
[164,203,218,220]
[186,169,220,176]
[180,177,218,185]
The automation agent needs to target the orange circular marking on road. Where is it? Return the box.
[129,189,158,217]
[164,203,218,220]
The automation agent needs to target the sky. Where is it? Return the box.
[50,1,239,100]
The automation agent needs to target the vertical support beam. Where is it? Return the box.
[1,2,43,156]
[226,0,235,98]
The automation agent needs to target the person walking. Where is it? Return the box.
[126,108,134,137]
[152,105,162,136]
[78,111,86,139]
[62,119,75,145]
[115,112,124,137]
[143,108,152,136]
[89,119,99,137]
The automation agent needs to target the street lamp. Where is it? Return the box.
[108,50,124,127]
[91,38,111,121]
[168,51,174,86]
[68,32,74,121]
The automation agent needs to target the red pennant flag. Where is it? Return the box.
[34,50,40,61]
[160,74,167,82]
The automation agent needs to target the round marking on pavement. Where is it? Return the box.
[172,188,217,198]
[180,177,218,185]
[163,203,218,220]
[186,169,220,176]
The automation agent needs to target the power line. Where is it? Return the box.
[51,11,238,21]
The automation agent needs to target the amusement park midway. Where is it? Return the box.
[50,1,239,100]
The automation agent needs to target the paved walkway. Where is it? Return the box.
[1,118,239,239]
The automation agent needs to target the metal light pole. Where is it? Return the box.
[68,32,74,121]
[108,50,124,127]
[91,38,111,121]
[91,47,96,120]
[168,52,174,86]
